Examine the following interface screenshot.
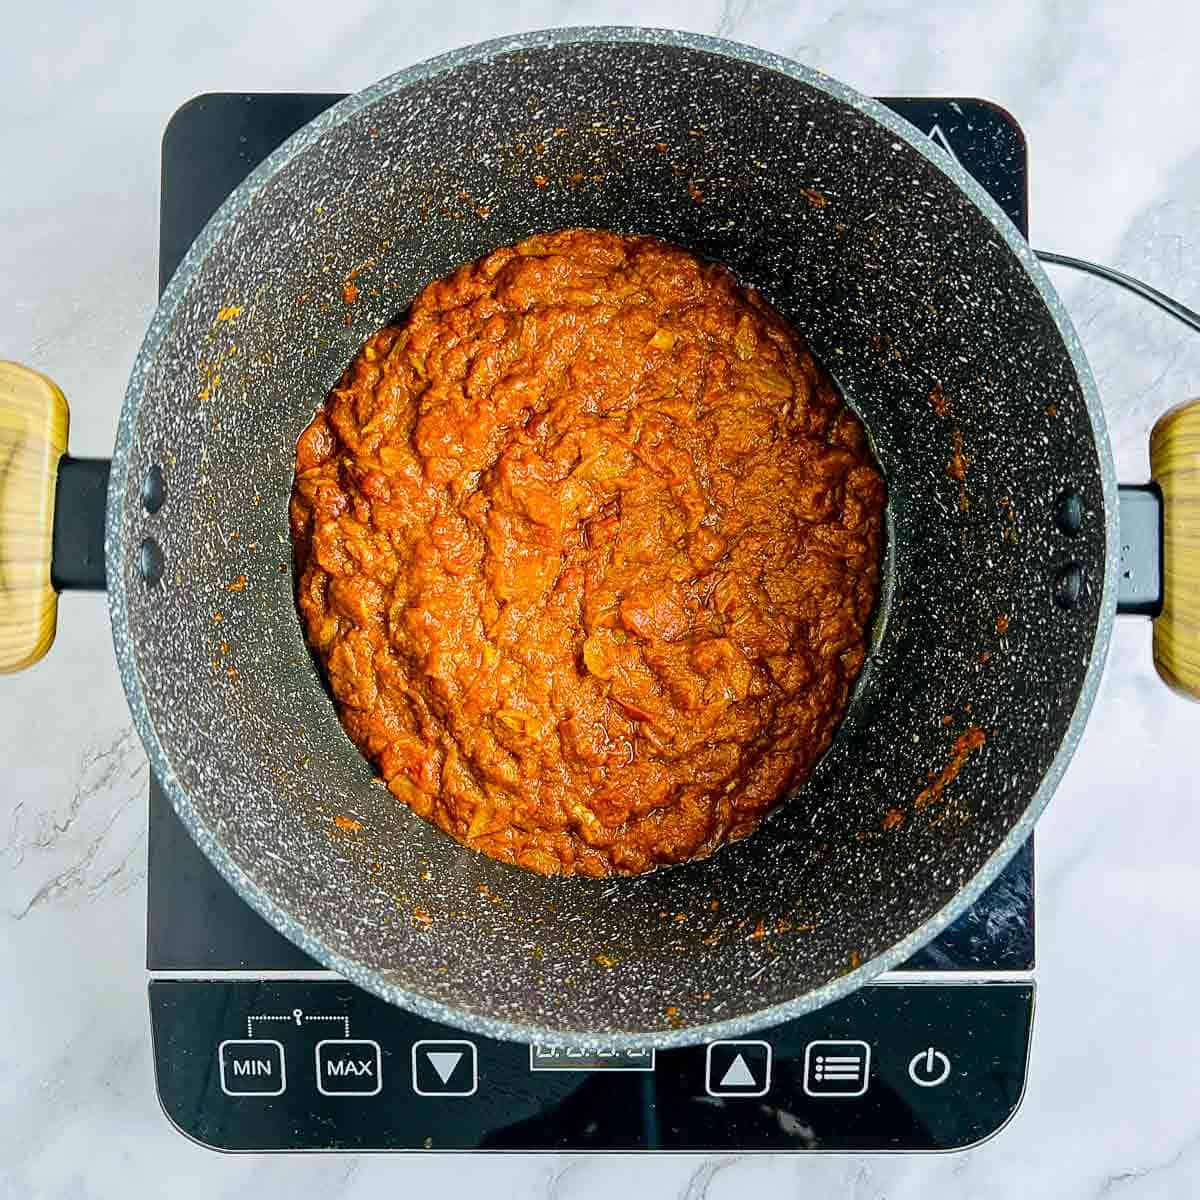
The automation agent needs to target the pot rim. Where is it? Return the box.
[106,25,1118,1049]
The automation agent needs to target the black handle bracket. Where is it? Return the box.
[51,456,110,592]
[1116,484,1163,617]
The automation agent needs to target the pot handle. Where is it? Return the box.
[0,362,70,672]
[1150,398,1200,698]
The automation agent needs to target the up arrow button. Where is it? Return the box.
[705,1040,772,1098]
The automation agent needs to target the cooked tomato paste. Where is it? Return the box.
[291,229,884,876]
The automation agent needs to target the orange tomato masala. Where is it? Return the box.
[290,229,884,876]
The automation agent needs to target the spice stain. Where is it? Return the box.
[914,725,987,811]
[947,428,971,511]
[928,382,949,417]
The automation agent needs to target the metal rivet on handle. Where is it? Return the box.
[139,537,164,586]
[142,464,166,514]
[1053,561,1085,610]
[1055,491,1083,536]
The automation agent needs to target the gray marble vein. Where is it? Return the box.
[2,0,1200,1195]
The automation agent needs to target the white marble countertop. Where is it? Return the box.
[3,1,1200,1194]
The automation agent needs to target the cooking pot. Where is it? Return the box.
[3,27,1197,1048]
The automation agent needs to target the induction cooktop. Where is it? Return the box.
[148,92,1034,1152]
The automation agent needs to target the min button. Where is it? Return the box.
[218,1039,286,1097]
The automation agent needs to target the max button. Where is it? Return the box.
[315,1039,383,1096]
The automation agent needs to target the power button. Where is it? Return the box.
[907,1047,952,1088]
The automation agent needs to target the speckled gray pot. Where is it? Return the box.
[106,28,1116,1048]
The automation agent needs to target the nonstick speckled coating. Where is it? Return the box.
[107,29,1116,1047]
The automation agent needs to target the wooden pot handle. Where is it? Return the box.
[1150,398,1200,699]
[0,362,68,673]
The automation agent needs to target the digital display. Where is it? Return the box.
[529,1044,656,1072]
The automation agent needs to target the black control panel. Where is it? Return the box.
[151,980,1032,1151]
